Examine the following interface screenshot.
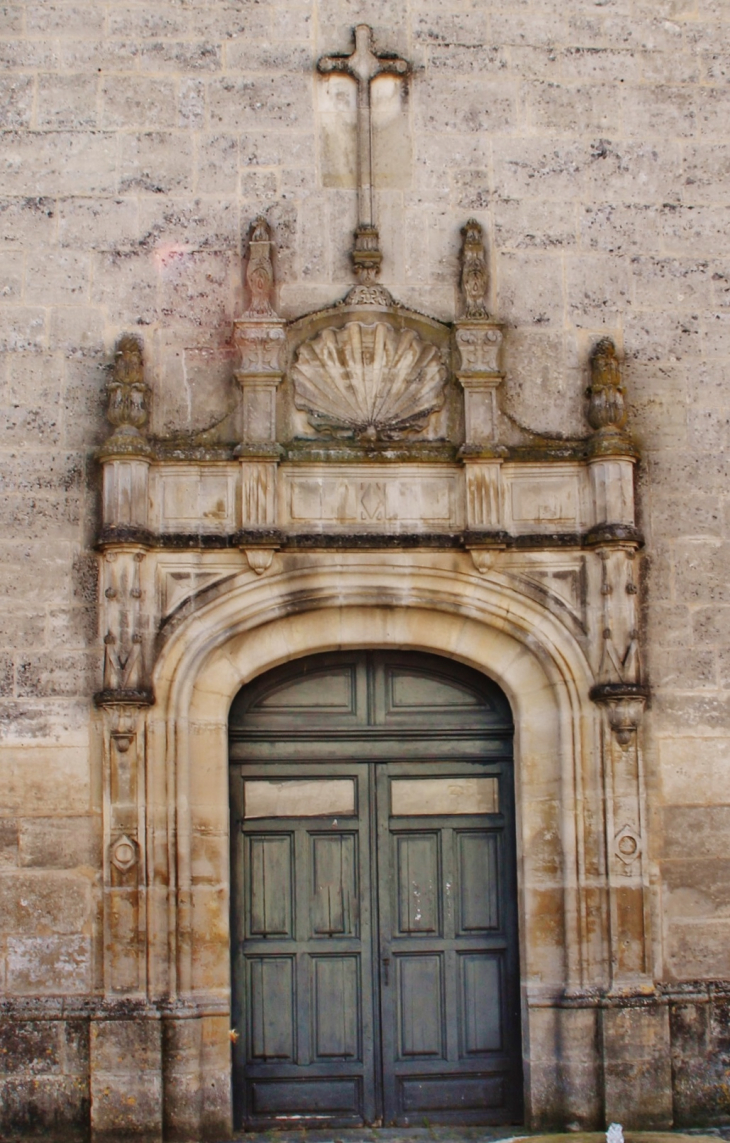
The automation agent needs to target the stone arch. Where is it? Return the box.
[142,556,607,1131]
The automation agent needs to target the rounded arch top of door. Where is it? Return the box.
[229,650,514,743]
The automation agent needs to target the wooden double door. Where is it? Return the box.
[230,653,522,1128]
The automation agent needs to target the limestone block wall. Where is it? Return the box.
[1,0,730,1133]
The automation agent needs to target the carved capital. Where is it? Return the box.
[234,322,286,376]
[455,321,503,374]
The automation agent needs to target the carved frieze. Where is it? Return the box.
[280,464,461,530]
[291,321,447,441]
[150,466,238,534]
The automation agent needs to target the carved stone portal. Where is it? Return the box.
[91,189,656,1134]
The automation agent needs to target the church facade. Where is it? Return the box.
[1,2,729,1139]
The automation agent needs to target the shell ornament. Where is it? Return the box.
[292,321,447,441]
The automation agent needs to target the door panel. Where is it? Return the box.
[457,831,500,933]
[396,833,440,935]
[248,957,295,1060]
[459,953,502,1054]
[231,762,376,1128]
[311,956,360,1058]
[378,761,521,1125]
[230,651,521,1129]
[310,833,358,937]
[248,835,293,937]
[397,955,444,1057]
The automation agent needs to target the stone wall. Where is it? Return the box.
[1,0,729,1134]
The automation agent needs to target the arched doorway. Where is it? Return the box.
[229,650,522,1129]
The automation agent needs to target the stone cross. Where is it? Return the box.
[318,25,410,286]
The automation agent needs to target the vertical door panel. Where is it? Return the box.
[312,956,360,1059]
[248,835,293,937]
[248,957,295,1060]
[311,833,358,937]
[460,953,503,1054]
[397,955,444,1057]
[396,834,440,935]
[458,831,500,933]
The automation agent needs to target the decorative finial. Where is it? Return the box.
[243,217,276,318]
[100,335,152,457]
[460,219,489,319]
[587,338,627,434]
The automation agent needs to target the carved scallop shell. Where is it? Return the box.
[292,321,447,440]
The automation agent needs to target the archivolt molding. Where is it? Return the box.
[139,557,612,1006]
[153,556,595,720]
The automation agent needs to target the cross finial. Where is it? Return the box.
[318,26,410,297]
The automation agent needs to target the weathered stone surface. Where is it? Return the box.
[0,0,729,1134]
[6,934,92,993]
[0,872,91,933]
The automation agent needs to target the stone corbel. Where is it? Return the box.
[242,546,279,575]
[466,541,507,576]
[590,681,649,748]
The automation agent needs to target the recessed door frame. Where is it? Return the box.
[229,652,521,1128]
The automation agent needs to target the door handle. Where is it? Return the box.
[382,956,391,986]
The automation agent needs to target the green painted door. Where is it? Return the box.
[230,652,521,1128]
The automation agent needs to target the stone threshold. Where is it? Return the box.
[231,1131,729,1143]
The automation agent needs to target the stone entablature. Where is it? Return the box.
[105,454,630,539]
